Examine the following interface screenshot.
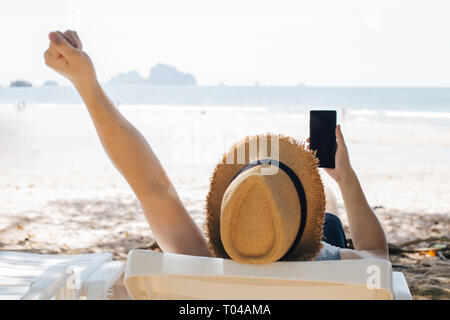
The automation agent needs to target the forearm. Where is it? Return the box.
[74,81,168,198]
[337,169,388,256]
[75,80,210,255]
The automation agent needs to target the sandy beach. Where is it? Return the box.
[0,103,449,299]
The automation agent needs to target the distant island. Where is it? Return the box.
[107,70,144,85]
[43,80,58,86]
[107,63,197,86]
[10,80,32,87]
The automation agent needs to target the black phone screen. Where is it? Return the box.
[309,110,336,168]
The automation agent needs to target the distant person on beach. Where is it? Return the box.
[44,30,388,262]
[16,101,26,111]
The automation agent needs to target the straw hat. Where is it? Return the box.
[205,134,326,264]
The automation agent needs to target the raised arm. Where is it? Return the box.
[312,125,389,260]
[44,30,210,256]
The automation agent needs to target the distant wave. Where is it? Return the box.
[385,110,450,119]
[2,103,450,126]
[348,109,450,120]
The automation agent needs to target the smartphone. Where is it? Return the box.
[309,110,337,168]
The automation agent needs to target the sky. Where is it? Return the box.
[1,0,450,87]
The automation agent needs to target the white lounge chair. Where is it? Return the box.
[0,251,126,300]
[124,250,412,300]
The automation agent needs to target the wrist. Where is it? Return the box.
[73,78,102,99]
[73,76,99,91]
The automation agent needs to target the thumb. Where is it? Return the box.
[336,124,346,148]
[49,31,76,58]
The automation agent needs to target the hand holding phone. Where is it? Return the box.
[309,110,337,168]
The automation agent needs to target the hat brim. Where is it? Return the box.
[205,134,326,262]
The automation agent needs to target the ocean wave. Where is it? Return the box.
[348,109,450,120]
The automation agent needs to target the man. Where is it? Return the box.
[44,30,388,262]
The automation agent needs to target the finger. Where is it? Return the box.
[49,31,76,58]
[44,49,53,63]
[45,52,67,71]
[306,137,312,150]
[73,30,83,50]
[44,47,60,61]
[46,33,62,58]
[63,30,81,49]
[59,31,77,48]
[44,47,66,71]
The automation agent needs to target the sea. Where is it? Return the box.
[1,84,450,216]
[1,85,450,126]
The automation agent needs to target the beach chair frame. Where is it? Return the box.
[124,250,412,300]
[0,251,125,300]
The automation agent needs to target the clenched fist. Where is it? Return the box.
[44,30,97,87]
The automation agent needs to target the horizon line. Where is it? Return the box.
[2,83,450,89]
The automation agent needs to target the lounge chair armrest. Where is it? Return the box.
[392,272,412,300]
[22,265,77,300]
[85,261,125,299]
